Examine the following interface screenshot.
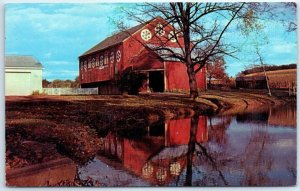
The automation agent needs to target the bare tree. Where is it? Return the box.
[255,47,272,96]
[119,2,262,99]
[284,2,297,32]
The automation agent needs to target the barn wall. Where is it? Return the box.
[165,61,206,92]
[5,67,42,96]
[81,81,121,95]
[79,44,123,85]
[196,65,206,91]
[123,36,164,71]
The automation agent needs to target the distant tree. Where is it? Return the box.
[46,77,80,88]
[72,76,80,88]
[42,79,51,88]
[206,57,228,88]
[51,80,63,88]
[65,80,73,88]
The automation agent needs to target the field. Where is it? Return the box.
[246,69,297,89]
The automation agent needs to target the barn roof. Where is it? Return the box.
[5,55,43,68]
[80,18,156,57]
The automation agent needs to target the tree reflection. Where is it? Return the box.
[184,114,197,186]
[239,128,274,185]
[208,116,231,145]
[184,114,229,186]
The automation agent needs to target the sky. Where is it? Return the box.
[5,2,297,80]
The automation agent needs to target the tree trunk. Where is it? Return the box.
[184,113,198,186]
[257,49,272,96]
[187,65,198,100]
[182,14,199,100]
[262,65,272,96]
[208,76,212,89]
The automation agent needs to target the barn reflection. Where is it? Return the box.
[96,116,208,185]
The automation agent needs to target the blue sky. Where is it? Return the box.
[5,3,297,80]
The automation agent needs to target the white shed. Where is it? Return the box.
[5,55,43,96]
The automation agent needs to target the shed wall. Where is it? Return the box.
[5,68,42,96]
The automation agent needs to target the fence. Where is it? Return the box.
[42,88,98,95]
[288,86,297,96]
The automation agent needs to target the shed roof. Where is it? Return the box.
[80,17,157,57]
[5,55,43,68]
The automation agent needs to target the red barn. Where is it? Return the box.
[79,16,206,94]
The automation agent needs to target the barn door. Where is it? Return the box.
[148,71,164,92]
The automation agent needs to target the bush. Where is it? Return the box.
[32,90,40,95]
[119,70,146,95]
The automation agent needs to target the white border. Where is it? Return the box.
[0,1,298,191]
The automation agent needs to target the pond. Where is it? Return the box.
[78,104,297,186]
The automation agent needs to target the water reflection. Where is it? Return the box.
[87,116,208,185]
[236,105,297,127]
[79,105,296,186]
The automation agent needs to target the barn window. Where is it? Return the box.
[100,56,104,67]
[95,56,99,67]
[116,50,121,62]
[84,61,87,71]
[110,52,114,63]
[92,58,96,68]
[88,59,91,68]
[80,61,84,70]
[105,54,109,66]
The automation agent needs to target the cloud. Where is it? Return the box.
[44,52,52,58]
[272,43,297,54]
[43,60,75,66]
[6,5,108,33]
